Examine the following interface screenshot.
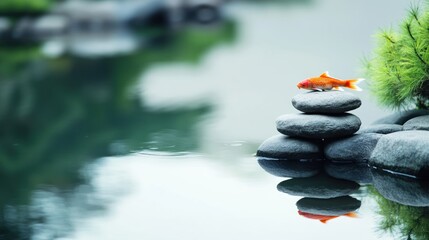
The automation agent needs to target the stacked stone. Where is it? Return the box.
[257,91,363,162]
[279,91,362,139]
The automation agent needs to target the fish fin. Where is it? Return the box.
[312,88,323,92]
[320,220,328,224]
[345,78,364,91]
[333,86,344,91]
[320,71,330,78]
[344,212,359,218]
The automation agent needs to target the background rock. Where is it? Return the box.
[357,124,403,134]
[324,133,382,162]
[373,109,429,125]
[403,115,429,131]
[369,130,429,178]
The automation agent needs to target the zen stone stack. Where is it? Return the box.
[257,89,429,179]
[257,91,362,162]
[277,91,362,139]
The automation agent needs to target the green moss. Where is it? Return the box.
[365,2,429,109]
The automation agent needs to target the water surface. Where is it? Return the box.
[0,0,423,239]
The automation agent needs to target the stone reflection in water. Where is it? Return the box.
[257,156,429,237]
[296,196,361,223]
[258,159,323,178]
[371,169,429,207]
[257,157,363,224]
[277,173,360,199]
[369,170,429,240]
[0,20,236,239]
[277,171,362,224]
[324,162,373,185]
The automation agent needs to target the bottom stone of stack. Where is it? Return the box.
[256,134,323,160]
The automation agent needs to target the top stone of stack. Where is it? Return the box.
[276,90,362,139]
[292,91,361,114]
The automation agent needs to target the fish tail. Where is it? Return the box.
[344,212,359,218]
[345,78,364,91]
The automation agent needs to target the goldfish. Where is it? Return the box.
[298,210,358,224]
[297,72,364,91]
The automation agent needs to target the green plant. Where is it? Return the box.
[365,2,429,109]
[0,0,53,12]
[368,186,429,240]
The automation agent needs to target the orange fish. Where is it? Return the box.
[298,210,358,224]
[297,72,364,91]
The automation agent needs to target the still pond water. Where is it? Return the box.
[1,0,427,239]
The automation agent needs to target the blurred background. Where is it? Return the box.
[0,0,412,239]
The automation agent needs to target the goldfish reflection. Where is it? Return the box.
[298,210,358,224]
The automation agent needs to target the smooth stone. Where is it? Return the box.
[292,91,361,113]
[324,162,373,185]
[403,115,429,131]
[372,169,429,207]
[374,109,429,125]
[276,113,361,139]
[324,133,383,163]
[256,135,323,160]
[357,124,403,134]
[296,196,361,216]
[369,130,429,178]
[257,159,323,178]
[277,173,359,198]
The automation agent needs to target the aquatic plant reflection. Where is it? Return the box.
[370,186,429,240]
[369,169,429,240]
[0,20,236,239]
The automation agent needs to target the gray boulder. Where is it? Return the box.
[374,109,429,125]
[257,160,323,178]
[324,133,383,162]
[256,135,323,160]
[296,196,361,216]
[277,173,359,198]
[292,91,361,113]
[276,113,361,139]
[403,115,429,131]
[357,124,403,134]
[369,130,429,178]
[372,169,429,207]
[324,162,373,185]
